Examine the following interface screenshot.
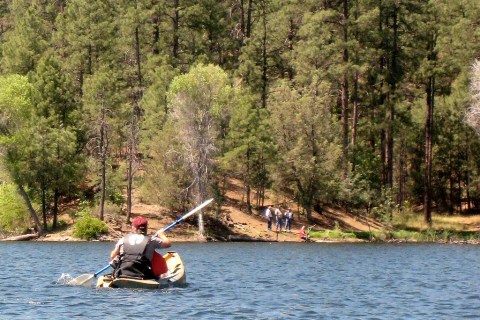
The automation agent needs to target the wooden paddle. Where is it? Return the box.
[67,198,214,286]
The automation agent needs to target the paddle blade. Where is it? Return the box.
[67,274,94,286]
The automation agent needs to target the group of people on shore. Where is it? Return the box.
[264,205,294,232]
[265,205,312,241]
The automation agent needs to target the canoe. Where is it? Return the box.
[96,251,186,289]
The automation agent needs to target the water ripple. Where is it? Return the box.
[0,242,479,319]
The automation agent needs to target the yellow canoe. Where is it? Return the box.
[96,251,186,289]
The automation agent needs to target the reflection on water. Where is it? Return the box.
[0,242,479,319]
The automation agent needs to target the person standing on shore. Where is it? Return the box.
[265,206,273,231]
[284,208,293,231]
[275,207,284,232]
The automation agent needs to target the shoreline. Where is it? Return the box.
[2,234,478,245]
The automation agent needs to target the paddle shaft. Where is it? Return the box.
[94,264,111,277]
[161,198,213,233]
[94,198,213,277]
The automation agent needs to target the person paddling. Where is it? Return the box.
[110,216,171,279]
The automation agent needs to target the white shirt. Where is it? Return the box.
[265,207,272,218]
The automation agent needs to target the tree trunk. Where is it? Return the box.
[173,0,179,63]
[386,7,399,189]
[18,184,43,234]
[261,2,267,109]
[197,194,205,238]
[240,0,245,45]
[245,147,252,214]
[196,148,208,238]
[341,0,349,178]
[152,15,160,55]
[126,103,141,223]
[457,173,462,214]
[381,128,386,185]
[53,189,59,229]
[386,100,394,188]
[351,72,359,172]
[287,18,295,81]
[424,74,434,225]
[135,26,143,89]
[4,233,40,241]
[351,0,360,172]
[397,138,406,207]
[99,100,107,221]
[41,186,47,230]
[246,0,253,38]
[126,155,133,223]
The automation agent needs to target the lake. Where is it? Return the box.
[0,242,479,319]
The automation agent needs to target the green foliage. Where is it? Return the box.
[73,213,108,240]
[221,86,274,205]
[269,80,342,220]
[337,173,375,211]
[310,229,357,240]
[1,2,51,74]
[0,183,30,233]
[369,189,398,224]
[68,200,88,223]
[141,119,191,209]
[0,74,34,131]
[1,0,480,234]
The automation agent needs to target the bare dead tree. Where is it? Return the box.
[171,94,217,238]
[169,66,230,238]
[466,59,480,134]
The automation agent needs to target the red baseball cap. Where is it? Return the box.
[132,216,148,230]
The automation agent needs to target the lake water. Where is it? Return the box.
[0,242,479,319]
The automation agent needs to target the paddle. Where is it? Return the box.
[67,198,214,286]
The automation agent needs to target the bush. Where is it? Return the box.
[73,214,108,240]
[0,183,30,233]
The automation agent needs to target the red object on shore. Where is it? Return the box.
[299,226,306,239]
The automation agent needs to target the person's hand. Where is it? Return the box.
[156,229,172,248]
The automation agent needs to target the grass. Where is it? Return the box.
[392,210,472,232]
[308,210,480,243]
[310,229,357,240]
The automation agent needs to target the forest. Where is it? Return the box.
[0,0,480,237]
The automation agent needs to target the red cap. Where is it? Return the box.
[132,216,148,230]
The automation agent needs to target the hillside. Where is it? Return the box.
[38,178,386,242]
[33,178,480,243]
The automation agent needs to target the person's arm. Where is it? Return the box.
[110,239,122,259]
[154,229,171,248]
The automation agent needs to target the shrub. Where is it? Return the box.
[0,183,30,233]
[73,214,108,240]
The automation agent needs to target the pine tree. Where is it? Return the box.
[269,80,342,222]
[54,0,119,93]
[30,53,85,229]
[222,87,274,212]
[83,69,123,220]
[1,1,51,74]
